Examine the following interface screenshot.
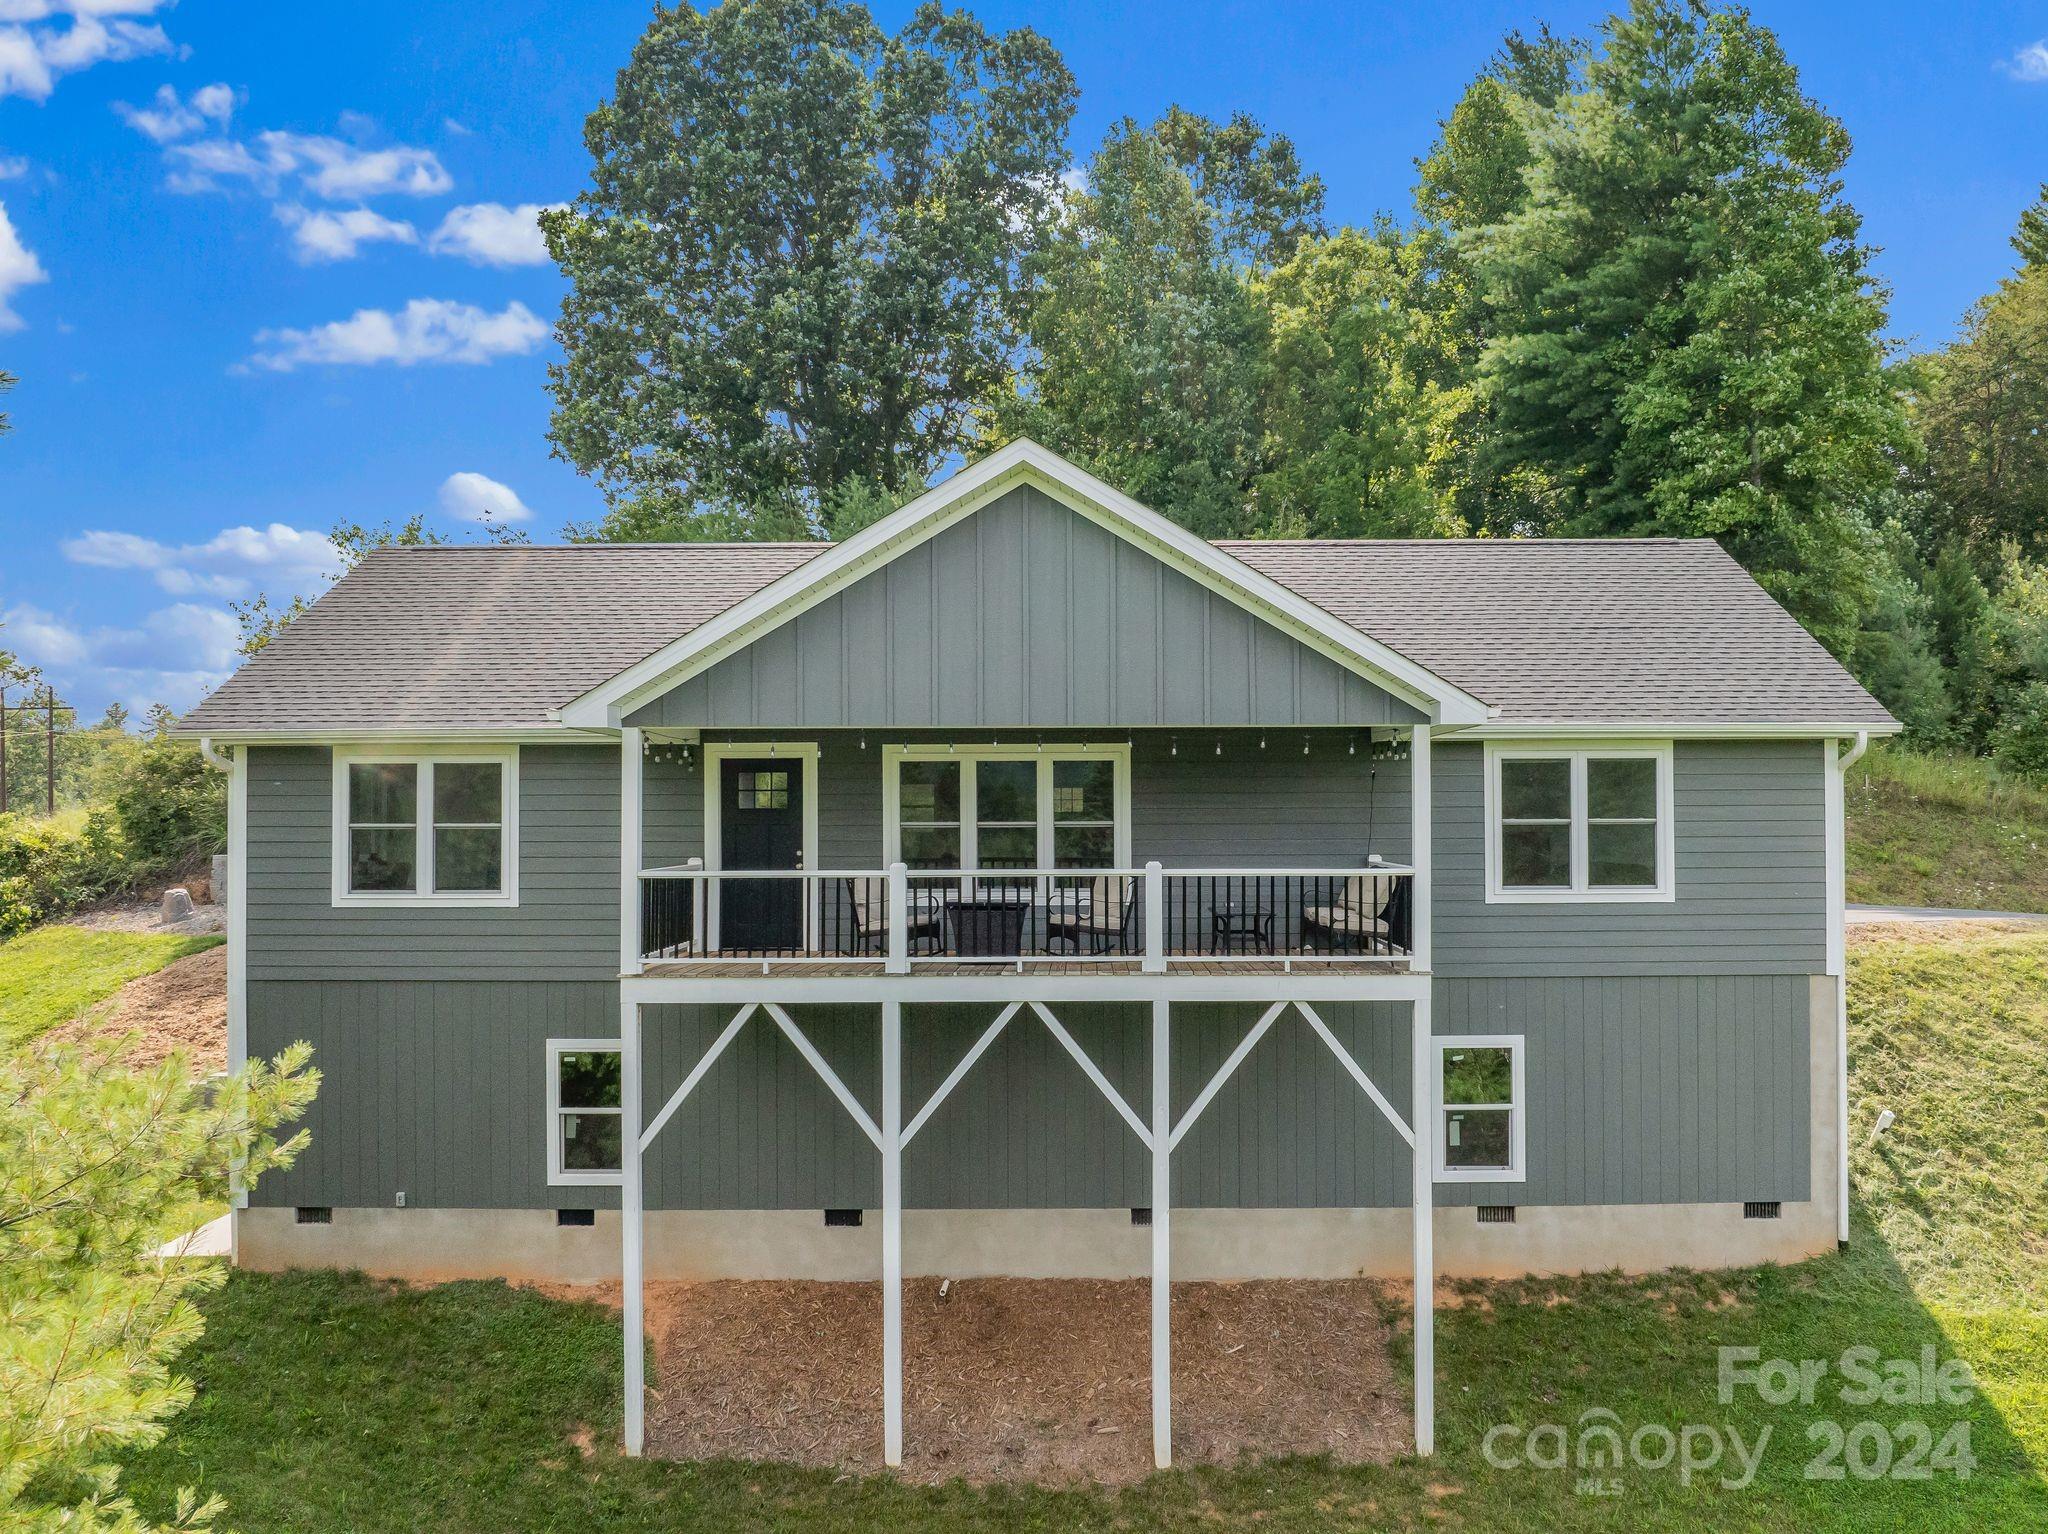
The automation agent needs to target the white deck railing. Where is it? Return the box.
[637,861,1415,970]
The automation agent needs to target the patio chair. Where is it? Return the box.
[839,876,944,956]
[1301,870,1411,954]
[1045,875,1137,955]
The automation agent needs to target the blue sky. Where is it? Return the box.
[2,0,2045,722]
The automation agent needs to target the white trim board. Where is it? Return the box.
[329,745,520,909]
[558,440,1493,730]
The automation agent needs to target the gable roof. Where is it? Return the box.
[178,454,1898,739]
[555,440,1493,727]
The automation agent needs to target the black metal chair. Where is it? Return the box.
[1045,875,1137,955]
[838,876,943,956]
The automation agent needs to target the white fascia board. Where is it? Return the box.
[1439,720,1904,741]
[557,438,1493,729]
[173,727,614,745]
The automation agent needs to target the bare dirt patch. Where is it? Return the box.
[51,945,227,1073]
[67,895,225,937]
[638,1276,1407,1484]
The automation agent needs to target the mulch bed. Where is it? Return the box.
[642,1276,1408,1484]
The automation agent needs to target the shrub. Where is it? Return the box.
[111,740,227,872]
[0,809,130,936]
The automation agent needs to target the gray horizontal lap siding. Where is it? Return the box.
[626,485,1424,730]
[247,980,1807,1212]
[1431,739,1827,978]
[247,744,621,983]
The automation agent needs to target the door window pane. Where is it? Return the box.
[349,827,416,892]
[735,770,790,810]
[1587,757,1656,819]
[1500,758,1569,820]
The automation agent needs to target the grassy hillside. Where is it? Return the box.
[1847,743,2048,911]
[122,926,2048,1532]
[0,923,223,1042]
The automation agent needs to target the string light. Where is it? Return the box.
[1170,736,1178,757]
[1303,735,1310,755]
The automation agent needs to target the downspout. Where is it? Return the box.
[199,736,232,772]
[1834,731,1869,1247]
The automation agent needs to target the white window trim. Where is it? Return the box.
[881,743,1133,872]
[546,1038,624,1187]
[330,745,520,908]
[699,741,821,876]
[1483,740,1675,903]
[1432,1033,1526,1184]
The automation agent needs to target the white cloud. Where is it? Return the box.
[2006,40,2048,82]
[247,298,548,371]
[274,202,418,263]
[0,155,25,179]
[62,521,337,599]
[0,3,174,102]
[1,600,242,717]
[113,79,234,142]
[0,199,48,331]
[438,470,533,524]
[167,127,451,199]
[427,201,560,267]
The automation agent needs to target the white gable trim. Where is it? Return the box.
[558,439,1494,728]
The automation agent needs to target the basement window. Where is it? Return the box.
[1433,1036,1527,1184]
[546,1040,623,1187]
[332,747,519,907]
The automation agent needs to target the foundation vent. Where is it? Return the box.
[556,1209,595,1227]
[824,1208,864,1228]
[294,1206,332,1225]
[1476,1205,1517,1224]
[1743,1201,1782,1220]
[1130,1207,1153,1226]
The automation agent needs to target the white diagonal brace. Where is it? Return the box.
[1028,1001,1153,1150]
[1168,1001,1289,1153]
[1296,1000,1414,1146]
[763,1002,885,1150]
[900,1001,1022,1149]
[640,1003,757,1151]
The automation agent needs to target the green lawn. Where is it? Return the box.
[120,926,2047,1532]
[0,922,224,1042]
[1847,743,2048,911]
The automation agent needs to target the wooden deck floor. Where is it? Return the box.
[641,956,1409,979]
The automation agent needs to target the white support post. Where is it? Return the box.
[621,727,644,977]
[1409,726,1431,974]
[1150,997,1172,1469]
[881,1000,904,1468]
[1142,861,1165,973]
[887,861,910,974]
[621,994,646,1456]
[1410,988,1435,1457]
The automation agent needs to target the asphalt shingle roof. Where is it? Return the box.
[179,535,1894,733]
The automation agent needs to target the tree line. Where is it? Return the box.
[541,0,2048,770]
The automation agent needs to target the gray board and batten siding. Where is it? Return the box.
[624,484,1426,731]
[247,982,1810,1215]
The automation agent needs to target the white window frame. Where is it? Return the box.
[1483,740,1674,903]
[330,745,520,908]
[881,743,1133,873]
[1432,1033,1526,1184]
[546,1038,624,1187]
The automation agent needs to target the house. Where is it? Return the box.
[177,439,1898,1469]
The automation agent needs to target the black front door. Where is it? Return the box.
[719,757,804,951]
